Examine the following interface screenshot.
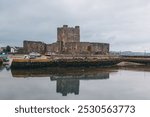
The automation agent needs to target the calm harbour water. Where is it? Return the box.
[0,65,150,100]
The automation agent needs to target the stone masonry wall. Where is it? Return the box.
[57,25,80,43]
[57,25,80,53]
[64,42,89,54]
[63,42,109,55]
[46,43,59,53]
[23,40,46,54]
[90,43,109,55]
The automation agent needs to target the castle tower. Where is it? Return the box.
[57,25,80,43]
[57,25,80,53]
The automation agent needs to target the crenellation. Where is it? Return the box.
[63,25,68,28]
[75,26,80,29]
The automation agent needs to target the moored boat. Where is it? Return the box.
[0,53,12,68]
[0,53,8,62]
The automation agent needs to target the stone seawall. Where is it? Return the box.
[11,58,121,69]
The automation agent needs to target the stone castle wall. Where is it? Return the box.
[46,43,59,53]
[64,42,89,54]
[90,43,109,55]
[23,40,46,54]
[63,42,109,55]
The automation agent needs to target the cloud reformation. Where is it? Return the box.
[0,0,150,52]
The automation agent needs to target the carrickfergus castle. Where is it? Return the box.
[23,25,109,55]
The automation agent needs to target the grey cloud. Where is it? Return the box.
[0,0,150,52]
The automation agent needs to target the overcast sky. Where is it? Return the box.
[0,0,150,52]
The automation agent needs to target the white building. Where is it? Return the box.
[10,47,18,53]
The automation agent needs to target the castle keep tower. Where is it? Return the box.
[57,25,80,43]
[57,25,80,53]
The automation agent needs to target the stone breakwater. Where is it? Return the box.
[11,57,121,69]
[10,55,150,69]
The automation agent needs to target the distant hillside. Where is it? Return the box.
[110,51,150,56]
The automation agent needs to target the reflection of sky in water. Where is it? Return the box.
[0,67,150,100]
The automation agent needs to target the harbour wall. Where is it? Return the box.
[11,57,121,69]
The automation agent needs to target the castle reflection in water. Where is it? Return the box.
[11,67,113,96]
[56,79,79,96]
